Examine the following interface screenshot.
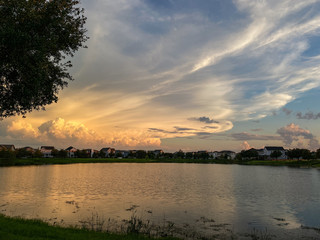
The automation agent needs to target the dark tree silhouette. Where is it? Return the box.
[0,0,88,118]
[270,150,282,159]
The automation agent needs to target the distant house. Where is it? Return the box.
[115,150,130,158]
[100,147,115,157]
[256,148,264,156]
[263,146,286,159]
[40,146,54,158]
[218,150,236,159]
[84,149,95,158]
[216,150,236,159]
[208,151,219,159]
[21,146,35,152]
[65,146,77,158]
[20,146,36,155]
[0,144,16,151]
[153,150,164,157]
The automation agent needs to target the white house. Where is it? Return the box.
[40,146,54,158]
[219,150,236,159]
[65,146,77,158]
[100,147,115,157]
[263,146,286,159]
[208,151,219,159]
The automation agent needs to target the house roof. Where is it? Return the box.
[100,147,115,151]
[220,150,235,154]
[41,146,55,150]
[0,144,16,150]
[265,146,284,151]
[66,146,76,151]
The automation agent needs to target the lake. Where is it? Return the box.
[0,163,319,239]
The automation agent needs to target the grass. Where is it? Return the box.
[1,157,320,168]
[0,214,178,240]
[242,159,320,168]
[0,157,236,166]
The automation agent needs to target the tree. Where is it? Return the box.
[286,148,311,160]
[51,148,59,157]
[136,150,147,159]
[185,152,193,159]
[0,0,88,118]
[175,150,185,159]
[33,149,43,158]
[316,148,320,159]
[58,149,68,158]
[147,151,155,159]
[199,151,209,159]
[270,150,282,160]
[16,148,32,158]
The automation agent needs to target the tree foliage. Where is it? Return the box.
[236,149,258,160]
[0,0,88,118]
[287,148,311,160]
[270,150,282,159]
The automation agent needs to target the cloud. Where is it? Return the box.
[277,123,319,149]
[7,120,39,138]
[188,116,219,124]
[72,0,320,127]
[174,126,196,131]
[282,107,292,116]
[4,0,320,150]
[241,141,252,150]
[230,132,281,141]
[251,128,262,132]
[296,111,320,120]
[7,118,162,149]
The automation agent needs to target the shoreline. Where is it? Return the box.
[1,157,320,168]
[0,214,177,240]
[1,213,319,240]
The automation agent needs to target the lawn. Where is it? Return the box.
[0,214,178,240]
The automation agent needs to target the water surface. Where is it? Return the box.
[0,163,319,238]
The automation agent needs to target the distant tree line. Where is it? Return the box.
[1,147,320,161]
[236,148,320,161]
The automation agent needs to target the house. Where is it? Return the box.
[208,151,219,159]
[21,146,35,152]
[0,144,16,151]
[84,149,95,158]
[40,146,54,158]
[263,146,286,159]
[218,150,236,159]
[100,147,115,157]
[115,150,130,158]
[153,150,164,157]
[65,146,77,158]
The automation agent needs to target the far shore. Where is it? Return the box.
[1,157,320,168]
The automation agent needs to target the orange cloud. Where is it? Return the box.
[7,120,39,138]
[6,118,161,149]
[241,141,252,150]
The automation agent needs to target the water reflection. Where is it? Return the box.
[0,163,319,237]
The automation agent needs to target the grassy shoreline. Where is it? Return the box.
[1,157,320,168]
[0,214,178,240]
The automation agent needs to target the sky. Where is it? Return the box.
[2,0,320,152]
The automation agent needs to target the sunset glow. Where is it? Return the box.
[2,0,320,151]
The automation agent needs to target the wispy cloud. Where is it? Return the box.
[4,0,320,150]
[251,128,262,132]
[296,111,320,120]
[188,116,219,124]
[230,132,281,141]
[282,107,292,116]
